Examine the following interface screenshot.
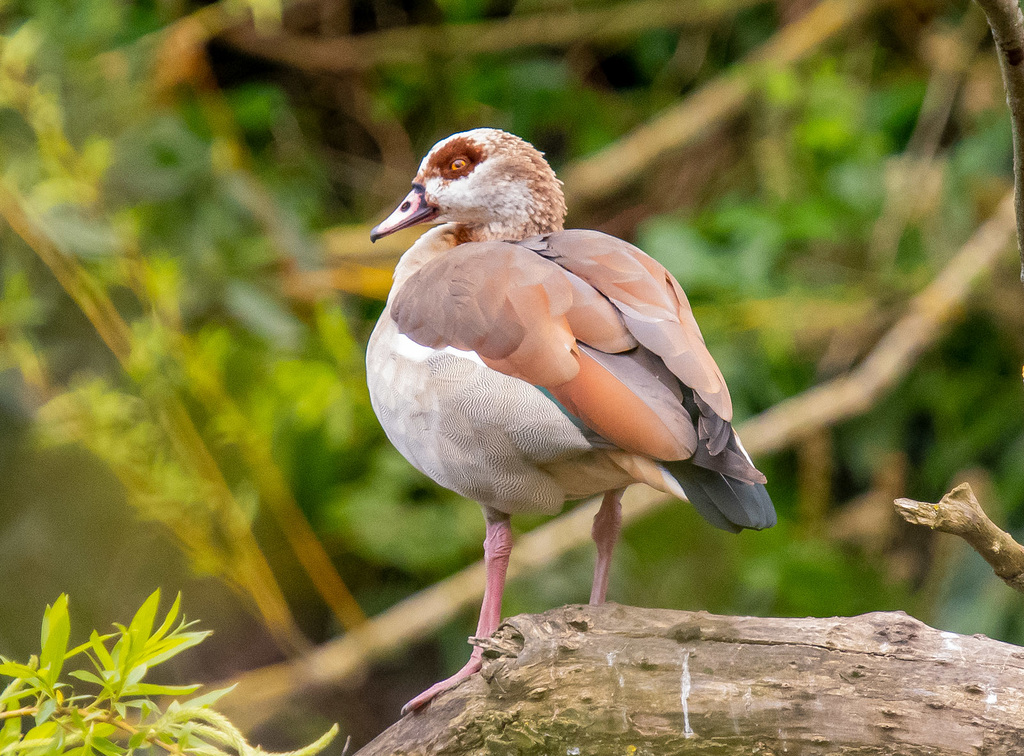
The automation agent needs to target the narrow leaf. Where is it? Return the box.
[122,592,160,675]
[127,592,160,652]
[89,632,114,672]
[0,663,36,680]
[139,632,210,668]
[22,721,60,743]
[66,634,114,661]
[33,698,55,725]
[90,736,123,756]
[123,664,147,688]
[40,595,70,686]
[184,685,236,709]
[0,677,25,706]
[149,594,181,645]
[68,670,106,687]
[127,731,146,750]
[0,718,22,750]
[122,683,200,697]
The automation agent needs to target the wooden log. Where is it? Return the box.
[356,603,1024,755]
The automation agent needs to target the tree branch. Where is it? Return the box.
[739,191,1016,455]
[217,0,763,74]
[0,182,309,655]
[895,482,1024,594]
[562,0,895,206]
[973,0,1024,283]
[355,604,1024,755]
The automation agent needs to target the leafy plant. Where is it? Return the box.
[0,591,338,756]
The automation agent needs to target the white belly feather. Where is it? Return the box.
[366,314,612,514]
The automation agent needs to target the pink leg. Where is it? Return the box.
[402,511,513,714]
[590,489,624,605]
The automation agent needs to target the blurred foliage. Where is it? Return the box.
[0,0,1023,747]
[0,591,337,756]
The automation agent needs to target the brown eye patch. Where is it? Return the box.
[430,137,484,180]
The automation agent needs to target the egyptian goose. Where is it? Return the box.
[366,128,774,714]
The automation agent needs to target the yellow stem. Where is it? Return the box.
[0,706,36,720]
[0,180,308,654]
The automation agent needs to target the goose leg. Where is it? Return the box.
[402,509,513,714]
[590,489,624,605]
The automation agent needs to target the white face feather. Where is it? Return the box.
[425,161,533,228]
[413,128,566,240]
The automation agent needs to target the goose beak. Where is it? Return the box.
[370,184,439,242]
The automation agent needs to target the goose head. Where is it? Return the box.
[370,128,567,243]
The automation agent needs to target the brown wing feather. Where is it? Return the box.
[392,242,635,387]
[550,347,695,460]
[390,236,758,470]
[391,241,705,460]
[530,229,733,423]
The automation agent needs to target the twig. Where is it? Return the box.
[303,0,890,299]
[972,0,1024,283]
[218,189,1017,728]
[154,56,368,630]
[869,10,990,264]
[307,0,890,281]
[110,15,370,634]
[562,0,894,206]
[218,0,763,74]
[739,191,1016,454]
[178,337,367,631]
[0,707,36,720]
[0,181,309,655]
[895,483,1024,593]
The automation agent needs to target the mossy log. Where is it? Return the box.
[356,603,1024,755]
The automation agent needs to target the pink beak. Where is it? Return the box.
[370,184,439,242]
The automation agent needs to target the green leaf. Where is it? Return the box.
[123,664,147,689]
[90,737,123,756]
[148,594,180,645]
[184,685,235,709]
[138,699,158,720]
[22,721,60,744]
[66,633,114,661]
[127,731,147,750]
[89,631,115,672]
[122,683,200,697]
[138,631,210,668]
[91,725,116,740]
[68,670,106,687]
[126,591,161,662]
[0,717,22,751]
[33,698,55,726]
[0,663,37,681]
[68,708,86,730]
[39,595,70,687]
[0,677,28,707]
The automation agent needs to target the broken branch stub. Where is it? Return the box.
[895,482,1024,594]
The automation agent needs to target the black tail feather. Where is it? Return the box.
[664,460,776,533]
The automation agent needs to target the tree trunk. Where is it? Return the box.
[355,603,1024,755]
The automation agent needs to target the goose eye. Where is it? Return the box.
[450,158,468,171]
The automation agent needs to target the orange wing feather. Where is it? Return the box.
[391,235,723,462]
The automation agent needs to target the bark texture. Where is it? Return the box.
[356,603,1024,755]
[971,0,1024,281]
